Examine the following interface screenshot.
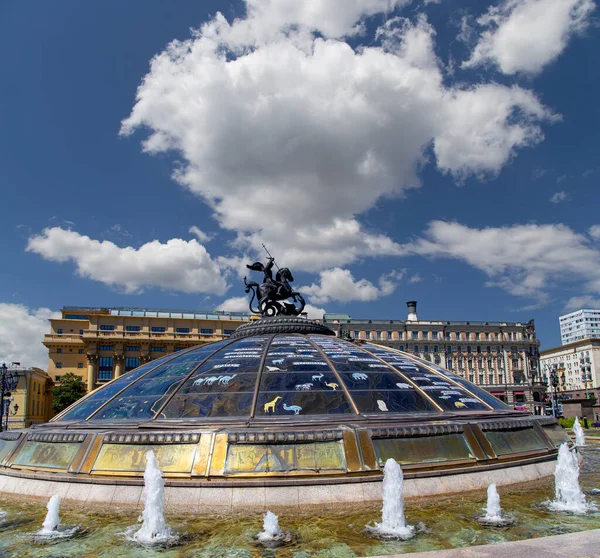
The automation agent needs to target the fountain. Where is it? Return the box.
[257,510,286,543]
[548,443,594,514]
[574,417,586,447]
[367,458,415,539]
[130,451,177,545]
[478,484,515,526]
[40,495,61,534]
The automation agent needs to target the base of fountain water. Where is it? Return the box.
[365,521,419,540]
[477,513,517,527]
[544,499,598,515]
[255,530,295,547]
[125,525,181,547]
[32,525,82,542]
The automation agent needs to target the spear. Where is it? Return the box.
[262,243,280,270]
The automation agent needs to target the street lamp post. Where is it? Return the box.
[0,362,20,432]
[550,367,559,418]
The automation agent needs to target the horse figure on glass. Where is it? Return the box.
[244,245,306,317]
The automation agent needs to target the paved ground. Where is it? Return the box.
[368,529,600,557]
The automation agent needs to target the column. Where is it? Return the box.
[86,354,98,393]
[114,354,124,379]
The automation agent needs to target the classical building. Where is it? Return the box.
[43,307,255,392]
[540,338,600,397]
[3,367,54,430]
[559,309,600,345]
[323,301,545,412]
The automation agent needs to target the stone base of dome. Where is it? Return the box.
[0,456,555,514]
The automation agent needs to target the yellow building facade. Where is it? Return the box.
[43,307,255,393]
[4,367,53,430]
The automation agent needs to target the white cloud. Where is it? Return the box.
[588,225,600,240]
[549,190,570,203]
[302,268,403,304]
[27,227,228,295]
[303,304,327,320]
[565,296,600,311]
[408,273,423,283]
[216,296,249,313]
[189,226,214,243]
[0,304,59,369]
[406,221,600,302]
[463,0,596,75]
[121,6,555,268]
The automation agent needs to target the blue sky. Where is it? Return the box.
[1,0,599,367]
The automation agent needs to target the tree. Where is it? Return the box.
[52,373,86,414]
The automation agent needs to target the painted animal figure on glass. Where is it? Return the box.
[266,365,283,372]
[193,376,219,386]
[395,383,412,389]
[264,396,282,413]
[454,401,467,408]
[312,373,324,382]
[295,383,313,391]
[325,382,338,390]
[272,359,285,365]
[282,403,302,415]
[351,373,368,380]
[377,400,389,412]
[217,374,237,385]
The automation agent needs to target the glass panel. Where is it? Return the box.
[0,438,19,463]
[12,442,80,469]
[93,443,196,473]
[373,434,475,466]
[543,424,572,447]
[485,428,547,455]
[88,343,231,421]
[256,391,352,416]
[225,441,346,474]
[363,344,490,411]
[161,337,269,418]
[350,390,435,413]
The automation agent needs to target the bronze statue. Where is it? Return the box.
[244,249,306,317]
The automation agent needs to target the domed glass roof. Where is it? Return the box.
[54,334,508,423]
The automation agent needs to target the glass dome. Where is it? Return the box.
[54,334,508,423]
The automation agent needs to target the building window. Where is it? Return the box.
[79,329,84,335]
[54,375,61,382]
[57,348,62,354]
[223,329,235,335]
[78,349,84,354]
[447,358,453,368]
[424,345,429,353]
[446,346,452,354]
[99,345,114,351]
[467,346,472,354]
[433,345,438,353]
[151,327,165,333]
[100,325,115,331]
[445,332,451,340]
[151,347,165,352]
[411,331,418,339]
[56,363,62,369]
[477,346,481,354]
[479,374,484,384]
[126,326,141,332]
[57,329,63,334]
[475,333,480,340]
[457,345,462,353]
[77,363,83,369]
[125,357,139,372]
[98,357,113,381]
[125,345,140,351]
[469,375,474,382]
[176,327,190,333]
[387,331,393,339]
[399,345,405,351]
[200,329,214,335]
[413,345,419,354]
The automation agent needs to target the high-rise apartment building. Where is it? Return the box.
[323,301,544,412]
[559,309,600,345]
[44,307,254,392]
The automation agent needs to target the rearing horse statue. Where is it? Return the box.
[244,257,306,317]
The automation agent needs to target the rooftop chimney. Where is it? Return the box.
[406,301,418,322]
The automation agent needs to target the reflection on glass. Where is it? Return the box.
[543,424,572,447]
[373,434,475,465]
[485,428,547,455]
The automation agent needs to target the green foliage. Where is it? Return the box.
[52,372,86,414]
[558,416,591,429]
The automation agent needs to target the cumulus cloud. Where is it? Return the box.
[549,190,570,203]
[406,221,600,302]
[588,225,600,240]
[301,268,403,303]
[565,296,600,311]
[120,4,555,267]
[0,304,59,369]
[463,0,596,75]
[27,227,228,295]
[408,273,423,283]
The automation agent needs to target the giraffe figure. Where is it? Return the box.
[263,395,282,414]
